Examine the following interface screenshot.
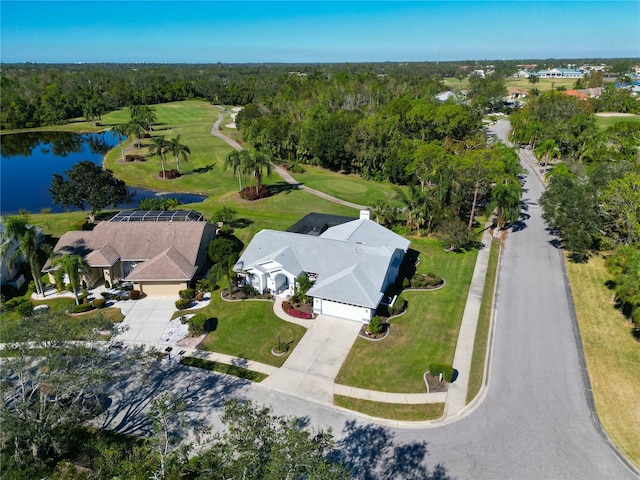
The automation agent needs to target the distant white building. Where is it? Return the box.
[535,68,583,79]
[512,69,531,78]
[435,91,455,102]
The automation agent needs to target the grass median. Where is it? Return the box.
[334,395,444,422]
[466,238,500,404]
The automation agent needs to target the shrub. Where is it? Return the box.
[239,185,270,201]
[196,278,212,294]
[78,292,89,304]
[104,280,110,289]
[429,363,454,383]
[188,313,207,336]
[402,277,411,289]
[101,292,112,300]
[367,316,384,335]
[92,298,106,309]
[411,279,421,288]
[175,298,192,310]
[427,276,443,287]
[241,284,258,297]
[426,272,437,279]
[130,290,141,300]
[282,300,312,319]
[179,288,195,300]
[72,303,95,314]
[125,154,145,162]
[389,297,406,316]
[160,169,180,179]
[16,301,34,317]
[195,292,204,302]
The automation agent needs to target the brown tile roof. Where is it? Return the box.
[125,246,197,281]
[85,243,120,267]
[48,221,215,281]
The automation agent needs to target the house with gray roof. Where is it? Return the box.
[234,211,410,322]
[44,211,216,296]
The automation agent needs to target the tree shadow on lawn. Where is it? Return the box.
[331,420,451,480]
[183,163,216,175]
[267,181,301,196]
[99,355,248,437]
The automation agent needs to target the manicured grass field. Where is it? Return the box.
[289,165,403,207]
[466,238,500,404]
[335,236,477,392]
[177,294,306,368]
[333,395,444,421]
[180,356,267,382]
[566,255,640,469]
[101,101,239,196]
[594,113,640,130]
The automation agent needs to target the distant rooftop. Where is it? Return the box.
[286,213,357,236]
[109,210,204,222]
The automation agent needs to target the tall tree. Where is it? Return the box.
[50,254,89,305]
[149,135,171,179]
[50,161,130,222]
[247,150,273,195]
[112,123,128,162]
[130,104,157,132]
[534,139,561,166]
[0,215,49,296]
[167,135,191,173]
[125,118,146,148]
[224,150,247,191]
[489,178,523,229]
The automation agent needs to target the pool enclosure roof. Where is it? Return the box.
[109,210,204,222]
[286,213,357,236]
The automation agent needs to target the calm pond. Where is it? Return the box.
[0,131,206,215]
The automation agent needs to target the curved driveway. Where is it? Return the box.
[104,120,637,478]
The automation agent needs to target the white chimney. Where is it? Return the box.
[360,210,371,221]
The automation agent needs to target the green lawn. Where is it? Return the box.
[566,255,640,469]
[288,165,403,207]
[466,238,499,404]
[177,294,306,368]
[334,395,444,421]
[594,113,640,130]
[335,236,477,392]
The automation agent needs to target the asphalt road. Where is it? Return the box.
[103,120,638,479]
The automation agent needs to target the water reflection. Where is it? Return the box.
[0,131,206,215]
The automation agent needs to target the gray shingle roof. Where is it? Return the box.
[236,220,409,308]
[319,219,411,252]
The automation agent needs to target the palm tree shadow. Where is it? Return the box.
[183,163,216,175]
[267,182,301,196]
[331,420,451,480]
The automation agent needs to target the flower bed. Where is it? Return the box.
[282,300,313,319]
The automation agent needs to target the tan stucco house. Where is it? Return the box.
[44,211,216,296]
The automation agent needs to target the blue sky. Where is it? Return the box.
[1,1,638,63]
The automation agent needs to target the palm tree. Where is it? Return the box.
[125,119,145,148]
[149,136,170,179]
[534,139,561,167]
[248,150,272,195]
[1,215,50,296]
[489,179,523,229]
[294,273,315,304]
[51,254,89,305]
[207,257,237,297]
[130,105,157,132]
[224,150,247,191]
[112,124,128,162]
[168,135,191,173]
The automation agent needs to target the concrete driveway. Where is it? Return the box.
[115,296,177,346]
[261,315,361,403]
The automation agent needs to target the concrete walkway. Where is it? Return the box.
[261,314,361,404]
[445,226,494,417]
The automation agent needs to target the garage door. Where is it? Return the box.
[320,300,370,322]
[136,282,186,296]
